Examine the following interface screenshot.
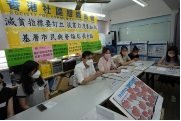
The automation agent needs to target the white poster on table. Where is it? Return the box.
[117,41,131,54]
[148,42,167,57]
[109,75,163,120]
[131,42,147,56]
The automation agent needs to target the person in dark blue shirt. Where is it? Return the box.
[128,46,139,61]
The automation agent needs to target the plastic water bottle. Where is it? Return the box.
[10,72,16,86]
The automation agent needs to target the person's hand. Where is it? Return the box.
[133,58,138,61]
[131,60,135,62]
[113,69,121,73]
[167,64,174,68]
[94,71,102,78]
[113,67,118,70]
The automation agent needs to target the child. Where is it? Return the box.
[157,46,180,102]
[128,46,139,61]
[17,60,49,110]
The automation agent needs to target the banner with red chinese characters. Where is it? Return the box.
[0,0,99,54]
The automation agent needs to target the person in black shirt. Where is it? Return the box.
[0,73,14,120]
[128,46,139,61]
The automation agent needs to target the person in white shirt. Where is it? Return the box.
[73,51,102,87]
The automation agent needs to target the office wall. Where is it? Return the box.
[110,0,171,25]
[110,0,177,44]
[98,20,109,34]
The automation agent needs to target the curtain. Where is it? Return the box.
[174,11,180,54]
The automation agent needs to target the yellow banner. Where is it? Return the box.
[0,0,99,55]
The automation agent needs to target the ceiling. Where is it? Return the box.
[84,0,150,12]
[41,0,150,12]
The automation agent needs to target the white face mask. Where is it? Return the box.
[168,54,175,58]
[86,59,93,65]
[0,84,3,91]
[31,70,41,79]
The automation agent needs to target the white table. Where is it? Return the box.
[8,77,124,120]
[128,61,155,70]
[145,66,180,89]
[9,61,155,120]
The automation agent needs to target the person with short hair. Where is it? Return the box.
[116,46,135,66]
[0,73,14,119]
[73,51,102,87]
[98,47,120,73]
[128,46,139,61]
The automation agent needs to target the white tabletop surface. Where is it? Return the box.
[9,61,155,120]
[8,77,125,120]
[145,66,180,77]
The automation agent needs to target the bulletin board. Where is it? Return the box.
[148,42,167,57]
[109,76,163,120]
[117,41,131,54]
[131,42,148,56]
[0,0,99,50]
[119,22,171,42]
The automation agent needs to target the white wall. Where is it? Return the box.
[98,20,109,34]
[110,0,171,24]
[110,0,178,43]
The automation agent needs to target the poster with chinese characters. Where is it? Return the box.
[68,42,82,54]
[5,47,34,67]
[0,0,99,53]
[4,41,101,67]
[52,43,68,57]
[148,42,167,57]
[109,76,163,120]
[32,45,53,61]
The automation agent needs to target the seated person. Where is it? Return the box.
[17,60,49,110]
[98,47,120,74]
[0,73,14,119]
[117,46,135,66]
[157,46,180,102]
[73,51,102,87]
[128,46,139,61]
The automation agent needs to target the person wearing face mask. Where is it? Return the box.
[128,46,139,61]
[157,46,180,102]
[73,51,102,87]
[98,47,120,73]
[0,73,14,119]
[17,60,49,110]
[116,46,135,66]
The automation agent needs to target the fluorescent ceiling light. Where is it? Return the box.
[83,11,106,17]
[132,0,148,7]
